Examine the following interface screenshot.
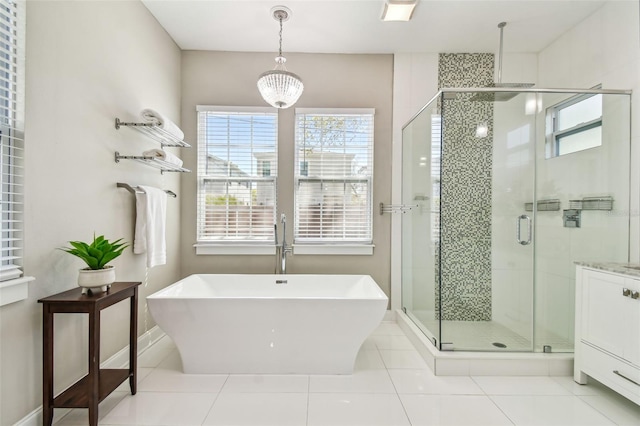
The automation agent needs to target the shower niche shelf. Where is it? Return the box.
[115,118,191,148]
[524,199,561,212]
[569,196,613,211]
[114,152,190,174]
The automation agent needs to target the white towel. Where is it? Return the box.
[140,108,185,141]
[142,148,183,168]
[134,186,168,268]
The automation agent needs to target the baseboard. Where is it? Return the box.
[101,325,165,369]
[13,326,165,426]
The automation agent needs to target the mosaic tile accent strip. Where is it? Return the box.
[436,53,494,321]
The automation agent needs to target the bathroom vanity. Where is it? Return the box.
[574,263,640,405]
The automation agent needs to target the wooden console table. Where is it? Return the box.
[38,282,141,426]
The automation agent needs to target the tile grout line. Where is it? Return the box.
[484,394,517,426]
[380,342,413,426]
[199,374,230,425]
[469,376,518,425]
[575,394,625,426]
[306,374,311,426]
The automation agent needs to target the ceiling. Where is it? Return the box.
[141,0,611,54]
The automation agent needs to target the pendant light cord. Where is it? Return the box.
[278,17,283,57]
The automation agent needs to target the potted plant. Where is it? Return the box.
[60,234,129,294]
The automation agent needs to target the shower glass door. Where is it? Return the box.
[401,100,441,347]
[437,90,536,351]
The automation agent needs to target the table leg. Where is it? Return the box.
[129,288,138,395]
[87,308,100,426]
[42,305,54,426]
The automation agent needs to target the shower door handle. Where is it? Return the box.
[516,214,532,245]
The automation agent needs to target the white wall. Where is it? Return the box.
[532,0,639,348]
[0,1,182,424]
[391,54,439,311]
[537,0,640,262]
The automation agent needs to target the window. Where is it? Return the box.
[196,106,277,245]
[1,0,25,284]
[294,108,374,246]
[546,92,602,158]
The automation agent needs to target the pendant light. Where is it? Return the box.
[257,6,304,109]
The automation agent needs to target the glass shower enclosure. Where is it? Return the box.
[402,88,631,353]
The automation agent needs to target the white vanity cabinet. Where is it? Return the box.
[574,265,640,405]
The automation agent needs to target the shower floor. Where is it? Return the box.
[409,310,572,352]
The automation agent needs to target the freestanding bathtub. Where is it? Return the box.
[147,274,388,374]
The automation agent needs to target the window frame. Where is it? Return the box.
[194,105,278,255]
[293,107,375,255]
[0,0,32,306]
[547,91,603,158]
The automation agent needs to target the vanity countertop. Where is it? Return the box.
[575,261,640,278]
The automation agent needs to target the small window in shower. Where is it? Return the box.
[546,92,603,158]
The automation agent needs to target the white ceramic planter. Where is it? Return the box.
[78,266,115,294]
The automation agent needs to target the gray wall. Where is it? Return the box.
[180,51,393,299]
[0,2,182,424]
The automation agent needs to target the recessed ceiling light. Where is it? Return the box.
[381,0,417,22]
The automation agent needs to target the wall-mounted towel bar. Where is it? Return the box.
[115,118,191,148]
[117,182,177,198]
[380,203,419,215]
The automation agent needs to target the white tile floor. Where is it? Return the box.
[54,322,640,426]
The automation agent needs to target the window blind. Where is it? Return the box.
[294,108,374,244]
[196,106,277,242]
[0,0,24,282]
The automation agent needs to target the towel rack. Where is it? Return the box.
[380,203,419,215]
[115,118,191,148]
[114,152,191,174]
[117,182,177,198]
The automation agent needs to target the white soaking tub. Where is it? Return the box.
[147,274,388,374]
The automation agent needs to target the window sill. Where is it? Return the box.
[0,276,35,307]
[194,244,276,256]
[292,244,375,256]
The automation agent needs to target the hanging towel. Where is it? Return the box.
[134,186,168,268]
[140,108,185,141]
[142,148,183,168]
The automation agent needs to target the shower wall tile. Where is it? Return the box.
[437,53,494,321]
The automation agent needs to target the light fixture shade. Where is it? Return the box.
[381,0,417,22]
[258,6,304,109]
[257,68,304,109]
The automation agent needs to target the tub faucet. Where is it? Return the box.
[276,213,292,274]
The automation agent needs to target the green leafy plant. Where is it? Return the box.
[60,234,129,270]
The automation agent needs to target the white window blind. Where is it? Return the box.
[294,108,374,244]
[196,106,277,243]
[0,0,24,282]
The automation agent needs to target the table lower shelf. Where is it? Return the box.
[53,369,132,408]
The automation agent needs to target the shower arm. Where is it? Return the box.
[497,22,506,84]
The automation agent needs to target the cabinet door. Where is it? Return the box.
[623,277,640,367]
[582,270,628,357]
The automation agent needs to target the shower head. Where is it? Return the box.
[470,22,534,102]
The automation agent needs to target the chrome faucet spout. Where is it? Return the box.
[277,214,292,274]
